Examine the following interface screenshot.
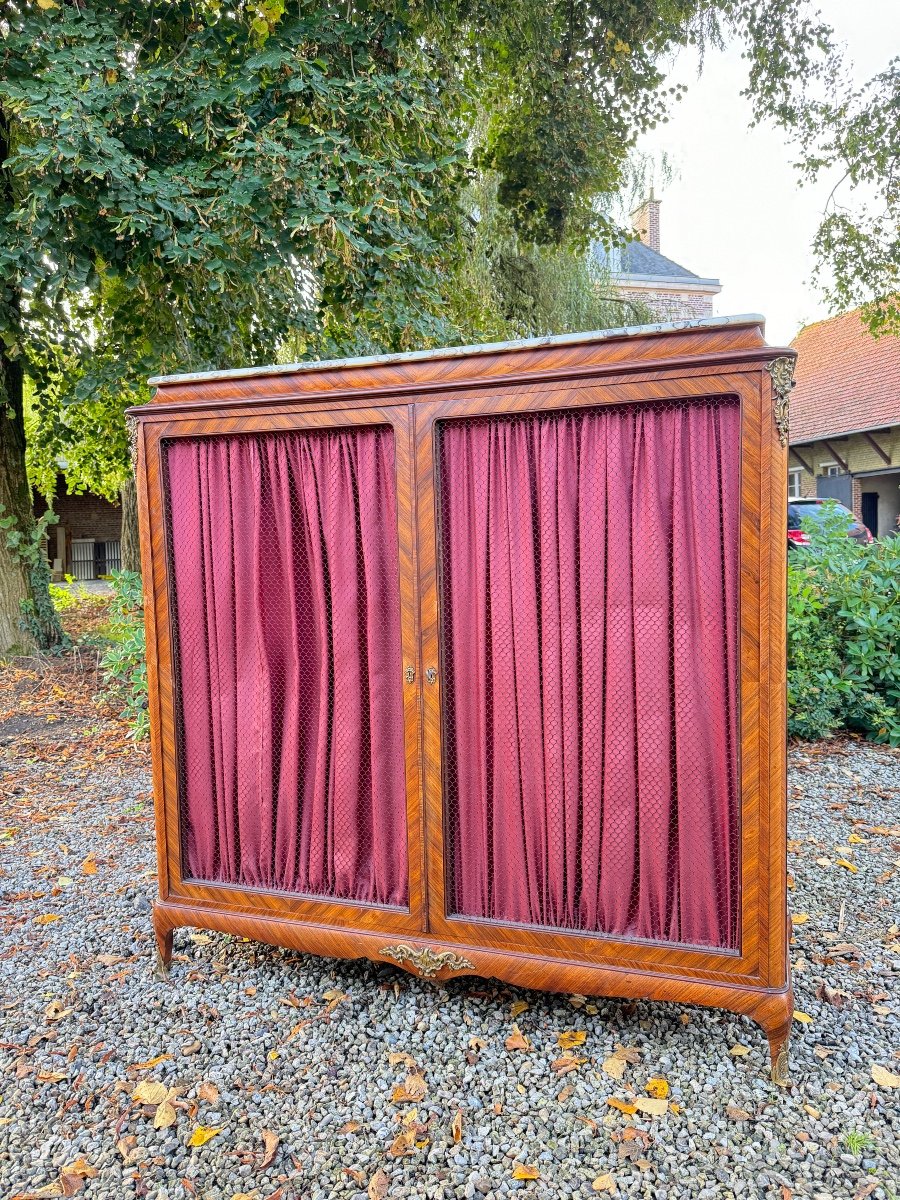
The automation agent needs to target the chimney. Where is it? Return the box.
[631,192,661,253]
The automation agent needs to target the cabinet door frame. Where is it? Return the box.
[414,367,783,988]
[138,403,426,935]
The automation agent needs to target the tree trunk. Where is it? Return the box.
[120,474,141,576]
[0,106,64,656]
[0,365,36,655]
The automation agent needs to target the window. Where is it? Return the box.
[788,468,802,499]
[820,462,841,477]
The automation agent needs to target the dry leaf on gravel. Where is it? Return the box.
[391,1073,427,1103]
[634,1097,668,1117]
[550,1054,587,1075]
[81,856,97,875]
[153,1093,178,1129]
[504,1024,530,1052]
[607,1098,638,1115]
[187,1125,222,1147]
[259,1130,279,1169]
[557,1030,587,1050]
[132,1080,168,1106]
[33,913,61,925]
[730,1044,750,1057]
[791,913,809,926]
[512,1164,540,1180]
[131,1054,172,1070]
[197,1081,219,1104]
[726,1104,751,1120]
[592,1174,616,1193]
[44,1001,72,1022]
[450,1109,463,1144]
[368,1168,390,1200]
[510,1000,529,1018]
[388,1051,417,1070]
[116,1136,141,1165]
[338,1120,362,1134]
[388,1129,416,1157]
[645,1078,669,1099]
[793,1010,814,1024]
[871,1063,900,1088]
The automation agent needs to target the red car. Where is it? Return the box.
[787,498,872,550]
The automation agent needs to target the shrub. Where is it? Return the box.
[99,570,149,739]
[787,505,900,744]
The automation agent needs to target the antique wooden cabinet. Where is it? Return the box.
[130,315,795,1079]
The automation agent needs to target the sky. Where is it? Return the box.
[633,0,899,346]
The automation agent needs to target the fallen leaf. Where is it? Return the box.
[871,1063,900,1088]
[450,1109,463,1144]
[730,1044,750,1057]
[44,1001,73,1023]
[550,1054,587,1075]
[34,913,61,925]
[793,1010,813,1025]
[197,1082,219,1104]
[592,1174,616,1193]
[132,1080,168,1106]
[368,1169,390,1200]
[791,913,809,926]
[504,1024,530,1052]
[510,1000,529,1018]
[803,1104,821,1119]
[645,1078,669,1099]
[512,1164,540,1180]
[815,982,846,1007]
[116,1135,141,1165]
[606,1097,638,1115]
[37,1070,67,1083]
[847,833,866,844]
[835,858,858,873]
[131,1054,173,1071]
[187,1125,221,1147]
[391,1073,427,1103]
[81,857,97,875]
[259,1130,279,1170]
[154,1099,178,1129]
[602,1053,627,1080]
[388,1129,415,1157]
[726,1104,751,1120]
[556,1030,587,1050]
[634,1097,667,1117]
[388,1051,417,1070]
[338,1120,361,1134]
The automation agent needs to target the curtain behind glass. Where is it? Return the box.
[165,427,408,908]
[438,400,740,949]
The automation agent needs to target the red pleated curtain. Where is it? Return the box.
[438,399,740,950]
[164,427,409,908]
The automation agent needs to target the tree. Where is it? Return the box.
[788,57,899,338]
[1,0,836,653]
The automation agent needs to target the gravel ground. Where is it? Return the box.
[0,651,898,1200]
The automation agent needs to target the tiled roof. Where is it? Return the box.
[592,239,718,283]
[789,309,900,444]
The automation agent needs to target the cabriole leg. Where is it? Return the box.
[153,911,173,980]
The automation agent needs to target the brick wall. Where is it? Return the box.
[617,285,716,321]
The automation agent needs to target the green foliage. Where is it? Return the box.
[99,571,148,740]
[787,505,900,745]
[0,501,68,650]
[445,174,653,342]
[48,575,84,613]
[780,51,898,336]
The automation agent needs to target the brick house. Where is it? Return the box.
[788,309,900,538]
[34,476,122,581]
[592,195,722,320]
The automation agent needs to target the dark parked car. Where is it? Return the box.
[788,498,872,550]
